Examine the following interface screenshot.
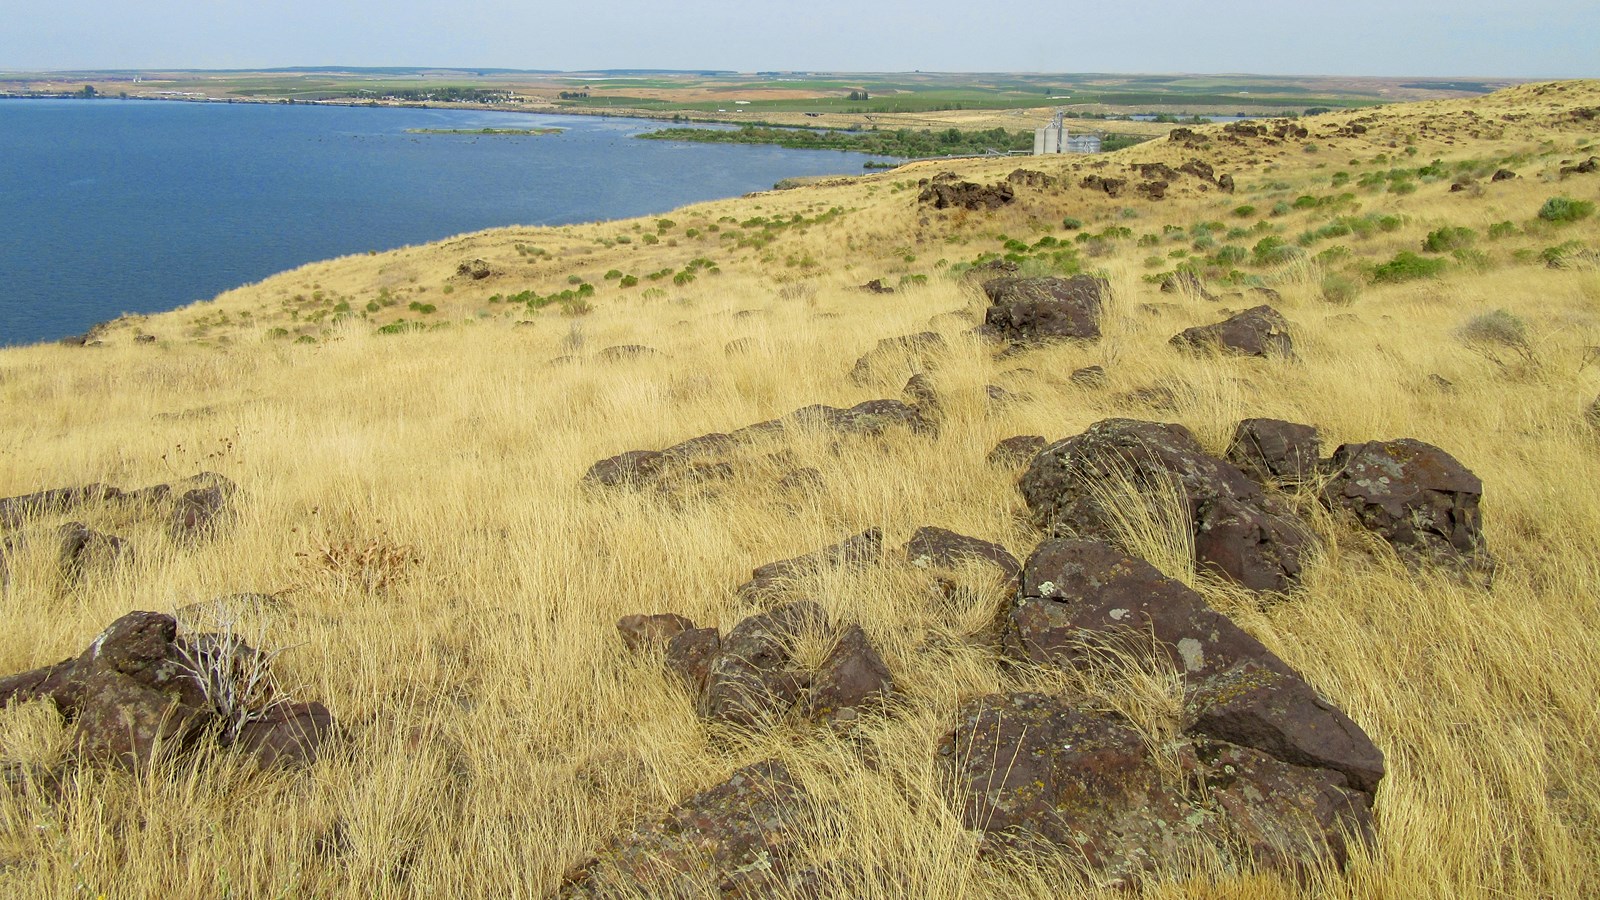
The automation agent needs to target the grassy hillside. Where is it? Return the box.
[1,80,1598,898]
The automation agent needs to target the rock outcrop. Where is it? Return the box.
[1322,438,1487,569]
[1019,419,1310,592]
[1171,305,1295,358]
[980,275,1106,344]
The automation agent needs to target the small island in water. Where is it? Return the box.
[405,126,564,135]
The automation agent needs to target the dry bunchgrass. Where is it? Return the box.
[1,81,1599,898]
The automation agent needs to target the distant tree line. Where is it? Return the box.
[638,124,1033,158]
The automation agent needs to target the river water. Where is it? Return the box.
[0,99,888,346]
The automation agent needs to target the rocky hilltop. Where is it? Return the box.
[1,81,1598,897]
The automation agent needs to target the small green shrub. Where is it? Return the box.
[1321,273,1361,304]
[1487,221,1519,239]
[1212,245,1247,266]
[1538,197,1595,224]
[1371,251,1447,283]
[1061,217,1084,230]
[408,301,437,314]
[1457,309,1528,349]
[641,233,659,245]
[619,275,638,287]
[1252,236,1298,266]
[1540,241,1586,267]
[1423,226,1477,253]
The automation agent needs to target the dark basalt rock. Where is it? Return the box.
[802,624,894,725]
[1227,418,1323,486]
[1171,305,1295,358]
[1070,364,1107,386]
[980,275,1106,344]
[904,526,1020,581]
[1160,269,1216,301]
[1079,174,1127,197]
[917,180,1014,210]
[169,472,237,542]
[1008,538,1297,681]
[1006,168,1057,189]
[561,759,820,898]
[737,528,882,601]
[616,614,697,653]
[665,628,722,694]
[987,434,1047,467]
[1019,419,1310,592]
[1321,438,1487,569]
[0,611,333,770]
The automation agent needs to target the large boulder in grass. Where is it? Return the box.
[1227,418,1323,486]
[903,526,1020,582]
[560,759,822,898]
[1321,438,1487,569]
[1019,418,1310,593]
[0,611,333,770]
[1008,538,1385,801]
[848,332,947,385]
[1171,305,1295,358]
[697,602,830,729]
[936,692,1376,886]
[980,276,1106,344]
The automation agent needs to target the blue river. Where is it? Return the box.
[0,99,888,346]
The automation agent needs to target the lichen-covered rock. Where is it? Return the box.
[55,521,130,580]
[583,450,668,488]
[665,627,722,694]
[1228,418,1323,486]
[1194,739,1375,875]
[980,275,1106,344]
[1171,305,1295,358]
[561,759,820,898]
[1019,418,1309,592]
[1322,438,1487,568]
[987,434,1047,467]
[903,526,1020,581]
[937,692,1213,886]
[1008,539,1296,681]
[1188,661,1386,796]
[937,692,1378,886]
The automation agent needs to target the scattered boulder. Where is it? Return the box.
[54,521,130,580]
[1321,438,1487,568]
[0,611,333,770]
[1178,159,1216,182]
[665,628,722,693]
[1188,661,1386,795]
[0,483,123,529]
[561,760,820,898]
[723,337,755,355]
[775,467,824,494]
[231,701,335,769]
[1008,538,1297,681]
[802,624,895,725]
[583,450,667,488]
[737,528,882,601]
[698,602,828,729]
[858,278,895,294]
[1136,162,1181,182]
[1006,168,1057,189]
[979,275,1106,344]
[1171,305,1295,358]
[455,259,495,280]
[938,692,1210,885]
[1070,364,1107,386]
[937,692,1375,885]
[987,434,1047,467]
[1019,418,1310,592]
[1079,174,1126,197]
[1227,418,1322,486]
[1491,168,1518,181]
[169,472,237,542]
[1217,173,1236,193]
[1136,180,1169,200]
[1560,156,1599,176]
[918,180,1014,211]
[789,399,930,437]
[903,526,1020,581]
[616,614,696,653]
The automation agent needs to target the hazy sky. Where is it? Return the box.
[3,1,1593,77]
